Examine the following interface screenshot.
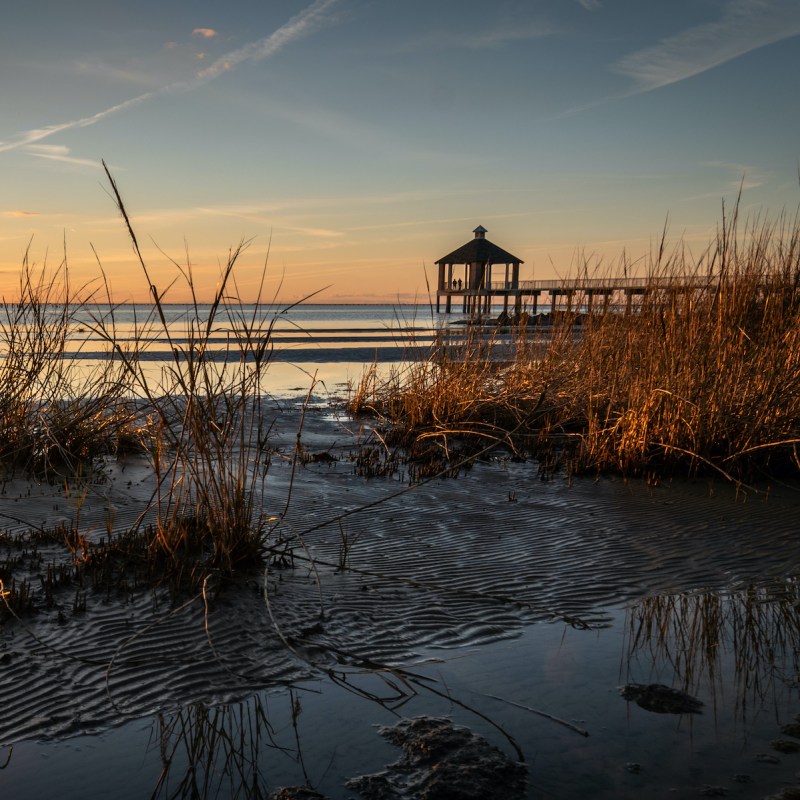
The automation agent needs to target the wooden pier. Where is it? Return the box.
[435,226,710,315]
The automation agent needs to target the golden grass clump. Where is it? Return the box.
[351,204,800,482]
[550,209,800,479]
[350,327,549,459]
[0,256,137,478]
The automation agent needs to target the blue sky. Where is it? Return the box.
[1,0,799,302]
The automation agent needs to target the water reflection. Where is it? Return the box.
[146,657,527,799]
[149,580,800,800]
[132,577,800,798]
[150,693,297,799]
[623,578,800,717]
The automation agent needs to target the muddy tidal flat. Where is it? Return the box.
[1,398,800,799]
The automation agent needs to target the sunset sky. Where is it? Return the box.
[2,0,799,303]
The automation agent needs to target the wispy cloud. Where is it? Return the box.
[577,0,602,10]
[83,187,499,233]
[281,225,343,238]
[451,23,557,49]
[24,144,102,168]
[192,28,218,39]
[614,0,800,92]
[682,160,768,200]
[393,20,556,52]
[256,98,478,166]
[0,0,340,154]
[73,58,167,87]
[0,210,40,218]
[199,205,344,238]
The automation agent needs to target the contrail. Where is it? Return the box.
[0,95,158,153]
[0,0,339,154]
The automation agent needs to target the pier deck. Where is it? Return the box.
[436,275,716,315]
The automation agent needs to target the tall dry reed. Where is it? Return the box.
[549,207,800,478]
[89,164,278,580]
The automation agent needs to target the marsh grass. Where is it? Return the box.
[0,524,101,619]
[0,576,33,621]
[0,164,295,602]
[85,163,281,585]
[351,205,800,482]
[350,324,551,471]
[0,257,136,478]
[559,210,800,479]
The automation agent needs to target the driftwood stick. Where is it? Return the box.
[483,692,590,737]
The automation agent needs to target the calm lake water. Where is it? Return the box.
[2,303,800,799]
[66,302,466,397]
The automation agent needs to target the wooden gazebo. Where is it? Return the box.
[435,225,524,314]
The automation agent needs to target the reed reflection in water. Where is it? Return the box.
[151,693,295,799]
[624,578,800,719]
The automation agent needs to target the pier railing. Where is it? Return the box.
[488,276,713,292]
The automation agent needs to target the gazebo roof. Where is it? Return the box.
[436,225,523,265]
